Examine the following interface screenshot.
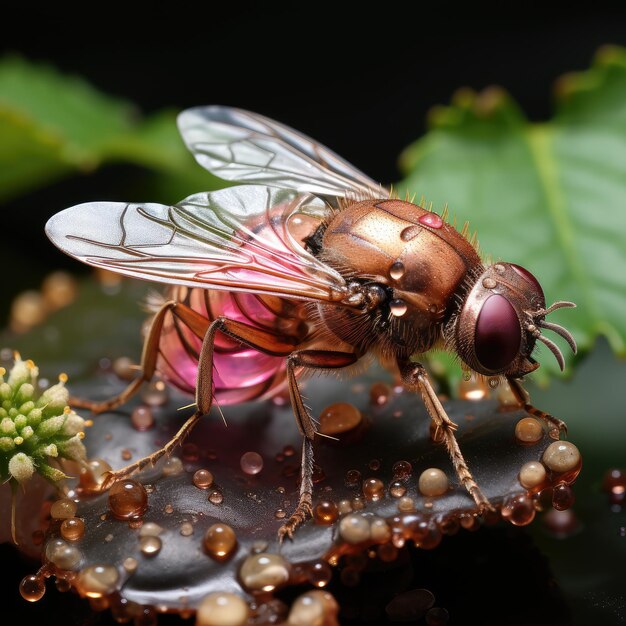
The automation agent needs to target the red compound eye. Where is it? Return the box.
[511,264,544,300]
[475,294,521,371]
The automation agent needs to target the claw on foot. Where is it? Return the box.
[277,503,313,542]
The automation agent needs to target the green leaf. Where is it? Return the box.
[0,56,218,203]
[399,46,626,381]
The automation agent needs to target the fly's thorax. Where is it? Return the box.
[449,263,547,378]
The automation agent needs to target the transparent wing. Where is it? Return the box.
[178,106,385,201]
[45,185,348,302]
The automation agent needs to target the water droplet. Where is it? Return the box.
[313,500,338,525]
[141,380,169,406]
[543,441,581,473]
[108,480,148,520]
[501,494,535,526]
[398,496,416,512]
[345,469,361,487]
[337,499,353,515]
[389,261,405,280]
[79,458,113,491]
[370,517,391,542]
[20,575,45,602]
[77,564,120,598]
[283,444,295,457]
[418,212,443,229]
[392,460,412,480]
[139,522,163,537]
[239,553,290,592]
[45,538,82,570]
[180,521,194,536]
[112,356,136,381]
[389,480,407,498]
[240,451,264,475]
[123,557,138,572]
[319,402,362,435]
[55,577,71,593]
[164,503,174,514]
[482,277,497,289]
[519,461,546,489]
[515,417,544,443]
[418,468,449,497]
[351,496,365,511]
[363,478,384,501]
[369,458,381,471]
[390,299,408,317]
[458,375,489,401]
[60,517,85,541]
[193,469,214,489]
[209,490,224,505]
[552,483,576,510]
[370,382,390,406]
[196,592,249,626]
[274,508,287,519]
[307,560,332,587]
[339,513,370,544]
[139,535,162,556]
[51,498,77,520]
[131,406,154,431]
[496,380,518,407]
[162,456,183,476]
[288,590,338,626]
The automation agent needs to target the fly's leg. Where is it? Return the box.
[399,360,493,512]
[507,377,567,440]
[101,318,299,489]
[278,349,358,541]
[70,300,210,414]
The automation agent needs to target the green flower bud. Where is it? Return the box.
[8,452,34,483]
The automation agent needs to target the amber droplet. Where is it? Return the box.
[77,564,120,598]
[418,468,449,497]
[369,458,381,471]
[123,557,138,572]
[307,560,332,588]
[543,441,581,473]
[345,469,361,487]
[60,517,85,541]
[501,494,535,526]
[319,402,362,435]
[337,499,353,515]
[51,498,77,520]
[496,380,518,407]
[204,523,237,561]
[193,469,214,489]
[390,299,408,317]
[339,514,370,544]
[162,456,183,476]
[209,490,224,505]
[180,521,194,536]
[363,478,384,501]
[20,575,45,602]
[45,539,82,570]
[418,212,443,229]
[164,503,174,514]
[283,444,295,457]
[197,592,249,626]
[131,406,154,431]
[370,516,391,542]
[79,459,113,491]
[602,468,626,492]
[351,496,365,511]
[240,451,264,475]
[314,500,339,525]
[519,461,546,489]
[140,536,162,556]
[543,508,579,538]
[515,417,543,443]
[392,460,412,480]
[369,382,390,406]
[108,480,148,520]
[55,578,72,593]
[398,496,416,512]
[239,553,290,592]
[552,483,575,510]
[389,480,407,498]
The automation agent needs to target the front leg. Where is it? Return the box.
[399,360,492,512]
[506,376,567,439]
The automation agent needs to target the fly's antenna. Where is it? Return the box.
[525,301,577,370]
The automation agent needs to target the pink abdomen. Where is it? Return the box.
[156,287,305,404]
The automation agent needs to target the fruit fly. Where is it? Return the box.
[45,107,577,538]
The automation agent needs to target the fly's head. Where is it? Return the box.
[448,263,577,379]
